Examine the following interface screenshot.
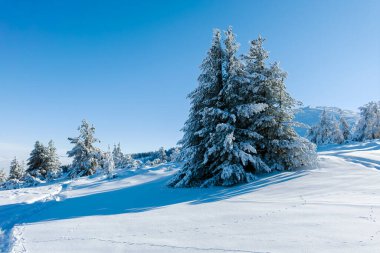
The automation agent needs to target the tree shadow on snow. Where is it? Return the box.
[335,154,380,170]
[318,141,380,170]
[318,140,380,153]
[0,168,308,228]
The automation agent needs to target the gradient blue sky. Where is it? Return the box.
[0,0,379,167]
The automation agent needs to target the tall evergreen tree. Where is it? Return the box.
[244,36,316,170]
[67,120,101,177]
[199,27,267,186]
[8,157,25,180]
[263,62,316,168]
[168,29,225,187]
[169,28,316,187]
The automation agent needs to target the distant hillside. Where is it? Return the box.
[294,106,359,137]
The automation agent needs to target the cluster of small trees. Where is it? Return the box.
[168,27,317,188]
[0,120,178,190]
[27,140,61,180]
[308,101,380,145]
[62,120,176,179]
[0,140,61,189]
[307,110,350,145]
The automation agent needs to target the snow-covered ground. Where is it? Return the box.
[1,141,380,253]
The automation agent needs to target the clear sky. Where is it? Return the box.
[0,0,379,168]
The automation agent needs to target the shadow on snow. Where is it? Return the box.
[0,168,308,228]
[318,140,380,170]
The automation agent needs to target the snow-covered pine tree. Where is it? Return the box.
[8,157,25,180]
[112,143,124,168]
[158,147,168,162]
[354,101,380,141]
[169,147,181,162]
[0,169,6,184]
[307,110,344,145]
[45,140,61,180]
[198,27,267,186]
[170,28,316,187]
[244,36,316,170]
[169,27,269,187]
[103,149,115,178]
[339,113,351,142]
[26,141,47,178]
[124,153,136,168]
[26,140,61,180]
[168,29,225,187]
[67,120,101,177]
[112,143,135,169]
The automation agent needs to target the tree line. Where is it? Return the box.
[307,101,380,145]
[0,120,179,189]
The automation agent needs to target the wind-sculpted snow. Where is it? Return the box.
[1,142,380,252]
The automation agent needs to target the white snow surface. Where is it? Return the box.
[1,141,380,253]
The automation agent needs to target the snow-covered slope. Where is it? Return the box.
[294,106,359,137]
[1,141,380,253]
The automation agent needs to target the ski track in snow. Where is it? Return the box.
[0,182,70,253]
[27,237,267,253]
[1,165,178,253]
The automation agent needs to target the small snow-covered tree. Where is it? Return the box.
[26,140,61,180]
[112,143,124,168]
[354,101,380,141]
[112,143,135,169]
[339,115,351,142]
[123,154,136,167]
[45,140,61,180]
[158,147,168,162]
[308,110,344,145]
[103,149,115,178]
[26,141,47,178]
[0,169,6,184]
[169,147,181,162]
[8,158,25,180]
[67,120,101,177]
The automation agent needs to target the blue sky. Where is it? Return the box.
[0,0,379,166]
